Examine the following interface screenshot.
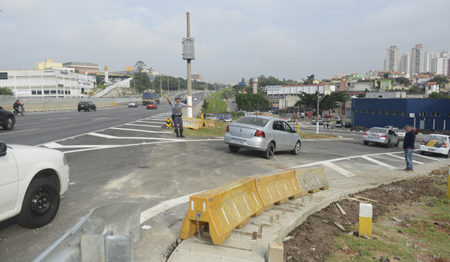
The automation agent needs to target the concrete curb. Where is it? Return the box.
[167,161,449,262]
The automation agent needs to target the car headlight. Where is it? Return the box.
[63,154,68,166]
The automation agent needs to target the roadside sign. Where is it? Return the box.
[166,118,172,128]
[409,113,415,118]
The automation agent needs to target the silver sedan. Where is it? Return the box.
[224,115,302,159]
[363,127,400,147]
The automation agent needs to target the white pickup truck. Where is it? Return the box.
[0,142,69,228]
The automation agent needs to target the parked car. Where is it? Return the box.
[335,120,343,127]
[128,101,138,108]
[344,122,352,128]
[393,128,406,140]
[0,106,15,130]
[0,141,70,228]
[362,127,399,147]
[224,116,302,159]
[78,101,96,112]
[146,102,157,110]
[419,134,449,158]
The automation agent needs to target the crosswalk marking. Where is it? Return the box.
[124,123,161,128]
[110,127,172,134]
[361,156,396,169]
[386,153,424,164]
[322,161,356,177]
[413,153,440,161]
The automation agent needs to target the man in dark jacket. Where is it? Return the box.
[403,125,416,171]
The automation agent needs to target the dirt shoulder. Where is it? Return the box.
[284,166,449,262]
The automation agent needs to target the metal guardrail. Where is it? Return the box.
[33,203,140,262]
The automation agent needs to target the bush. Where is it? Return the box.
[0,87,14,95]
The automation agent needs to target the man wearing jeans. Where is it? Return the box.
[403,125,416,171]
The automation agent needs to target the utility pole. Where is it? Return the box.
[316,89,326,134]
[183,12,194,118]
[178,79,180,92]
[167,78,169,93]
[160,77,162,95]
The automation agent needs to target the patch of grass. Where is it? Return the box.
[203,97,228,114]
[299,131,338,139]
[183,121,228,137]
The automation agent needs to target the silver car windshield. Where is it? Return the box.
[236,117,269,127]
[368,128,387,133]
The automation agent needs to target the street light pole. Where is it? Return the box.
[186,12,193,117]
[316,89,326,134]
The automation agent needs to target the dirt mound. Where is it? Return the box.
[283,167,449,262]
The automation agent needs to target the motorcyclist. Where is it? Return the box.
[13,99,24,113]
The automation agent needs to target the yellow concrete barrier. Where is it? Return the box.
[182,117,203,130]
[203,119,215,128]
[295,167,329,193]
[112,102,118,106]
[179,178,264,245]
[254,170,303,210]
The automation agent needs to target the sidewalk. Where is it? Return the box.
[164,160,449,262]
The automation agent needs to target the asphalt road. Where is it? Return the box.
[0,104,446,262]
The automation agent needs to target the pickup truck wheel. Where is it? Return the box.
[3,117,15,130]
[264,142,275,159]
[229,145,239,153]
[16,177,60,228]
[363,141,369,145]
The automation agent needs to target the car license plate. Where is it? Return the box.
[428,148,435,152]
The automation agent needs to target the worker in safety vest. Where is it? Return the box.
[166,95,193,138]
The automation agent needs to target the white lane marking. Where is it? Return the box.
[413,153,440,161]
[139,192,200,224]
[124,123,162,128]
[361,156,395,169]
[135,120,165,124]
[0,128,38,136]
[88,132,178,141]
[110,127,172,134]
[63,138,224,154]
[43,142,63,148]
[322,161,356,177]
[387,153,424,164]
[34,112,172,146]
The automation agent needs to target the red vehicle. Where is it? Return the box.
[146,102,157,110]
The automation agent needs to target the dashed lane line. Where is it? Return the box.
[0,128,39,136]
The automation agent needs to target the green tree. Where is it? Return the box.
[428,92,449,99]
[235,93,270,111]
[134,60,146,72]
[295,92,349,114]
[131,72,151,93]
[0,87,13,95]
[395,77,410,86]
[383,73,390,79]
[429,75,449,89]
[303,74,315,85]
[409,86,419,93]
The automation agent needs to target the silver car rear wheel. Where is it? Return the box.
[265,142,275,159]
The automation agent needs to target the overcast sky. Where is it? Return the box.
[1,0,449,82]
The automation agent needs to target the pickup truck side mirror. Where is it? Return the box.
[0,141,7,157]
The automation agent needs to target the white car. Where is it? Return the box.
[0,142,70,228]
[419,134,450,158]
[128,102,138,108]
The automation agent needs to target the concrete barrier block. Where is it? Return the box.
[105,235,131,262]
[81,234,105,262]
[267,242,284,262]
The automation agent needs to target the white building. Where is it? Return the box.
[424,51,437,72]
[400,53,410,75]
[0,69,95,98]
[410,44,425,75]
[425,82,439,95]
[384,45,400,72]
[266,85,335,109]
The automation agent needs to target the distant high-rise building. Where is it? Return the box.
[410,44,424,75]
[384,45,400,71]
[400,53,410,75]
[424,51,437,72]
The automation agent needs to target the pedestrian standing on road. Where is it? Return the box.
[403,125,416,172]
[166,95,193,138]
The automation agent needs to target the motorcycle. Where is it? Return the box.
[13,104,25,116]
